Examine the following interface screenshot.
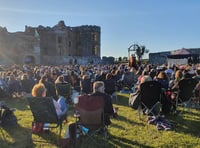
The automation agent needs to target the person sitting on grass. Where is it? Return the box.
[90,81,116,125]
[61,81,117,147]
[55,75,70,110]
[75,81,116,125]
[31,83,67,134]
[31,83,67,117]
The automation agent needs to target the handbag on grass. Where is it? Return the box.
[129,91,141,110]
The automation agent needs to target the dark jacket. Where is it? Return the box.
[91,91,114,125]
[80,79,92,94]
[104,78,116,95]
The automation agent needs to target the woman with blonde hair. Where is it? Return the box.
[55,75,67,84]
[31,83,66,116]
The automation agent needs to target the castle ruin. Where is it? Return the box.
[0,20,101,65]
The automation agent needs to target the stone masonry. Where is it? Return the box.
[0,20,101,65]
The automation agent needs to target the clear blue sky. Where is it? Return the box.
[0,0,200,58]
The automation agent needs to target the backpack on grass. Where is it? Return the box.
[0,102,17,126]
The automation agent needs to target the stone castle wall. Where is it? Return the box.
[0,20,101,65]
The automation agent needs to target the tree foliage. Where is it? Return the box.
[123,57,128,62]
[128,44,149,63]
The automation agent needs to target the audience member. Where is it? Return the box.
[80,74,92,94]
[39,75,58,100]
[31,83,67,116]
[129,54,138,70]
[104,73,116,96]
[155,71,170,90]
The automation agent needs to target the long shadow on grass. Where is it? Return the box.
[3,98,29,111]
[114,93,130,107]
[168,110,200,138]
[31,130,60,146]
[109,134,153,148]
[111,114,145,130]
[0,123,60,147]
[0,124,32,147]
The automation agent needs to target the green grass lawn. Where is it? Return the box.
[0,93,200,148]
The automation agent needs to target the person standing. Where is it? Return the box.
[129,54,138,70]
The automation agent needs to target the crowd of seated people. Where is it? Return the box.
[1,63,200,101]
[1,62,200,147]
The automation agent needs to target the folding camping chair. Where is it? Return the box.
[55,82,71,103]
[27,97,67,145]
[175,78,198,114]
[74,94,108,147]
[138,81,162,120]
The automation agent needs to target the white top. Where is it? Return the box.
[53,99,62,116]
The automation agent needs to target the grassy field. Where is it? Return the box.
[0,93,200,148]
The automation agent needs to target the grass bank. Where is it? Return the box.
[0,93,200,148]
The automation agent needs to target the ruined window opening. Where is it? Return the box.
[94,46,98,55]
[92,33,97,41]
[59,46,62,56]
[94,34,97,41]
[58,36,62,44]
[92,46,96,55]
[69,41,71,47]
